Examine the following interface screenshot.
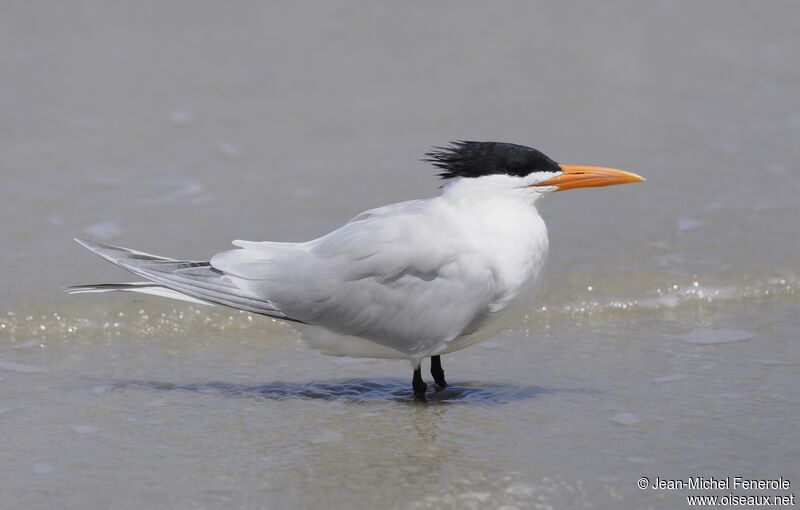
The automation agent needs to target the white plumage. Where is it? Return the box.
[74,175,550,361]
[70,141,643,398]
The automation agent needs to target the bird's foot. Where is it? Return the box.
[413,381,428,401]
[431,366,447,388]
[412,365,427,401]
[430,355,447,388]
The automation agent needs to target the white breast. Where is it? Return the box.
[436,199,549,355]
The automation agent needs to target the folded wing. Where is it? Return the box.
[211,200,497,355]
[74,199,500,356]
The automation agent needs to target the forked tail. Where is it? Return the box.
[69,238,298,321]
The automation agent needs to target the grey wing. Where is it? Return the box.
[72,238,300,322]
[210,202,498,354]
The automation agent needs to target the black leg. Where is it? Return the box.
[412,365,427,400]
[430,355,447,388]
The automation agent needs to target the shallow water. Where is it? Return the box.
[2,2,799,509]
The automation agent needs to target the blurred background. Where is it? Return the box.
[1,2,798,509]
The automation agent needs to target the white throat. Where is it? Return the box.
[439,174,556,204]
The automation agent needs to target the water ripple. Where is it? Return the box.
[2,275,795,342]
[87,378,568,405]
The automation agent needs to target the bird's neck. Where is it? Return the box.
[439,176,545,213]
[438,177,550,320]
[436,178,548,257]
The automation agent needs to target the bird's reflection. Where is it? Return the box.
[91,377,558,405]
[88,377,592,490]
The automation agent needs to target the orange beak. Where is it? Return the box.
[536,164,646,191]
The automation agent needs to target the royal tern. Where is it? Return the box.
[70,141,644,399]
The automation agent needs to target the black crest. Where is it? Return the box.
[425,141,561,180]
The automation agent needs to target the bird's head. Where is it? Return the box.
[425,141,644,198]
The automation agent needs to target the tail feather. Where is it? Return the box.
[71,238,300,322]
[67,282,214,306]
